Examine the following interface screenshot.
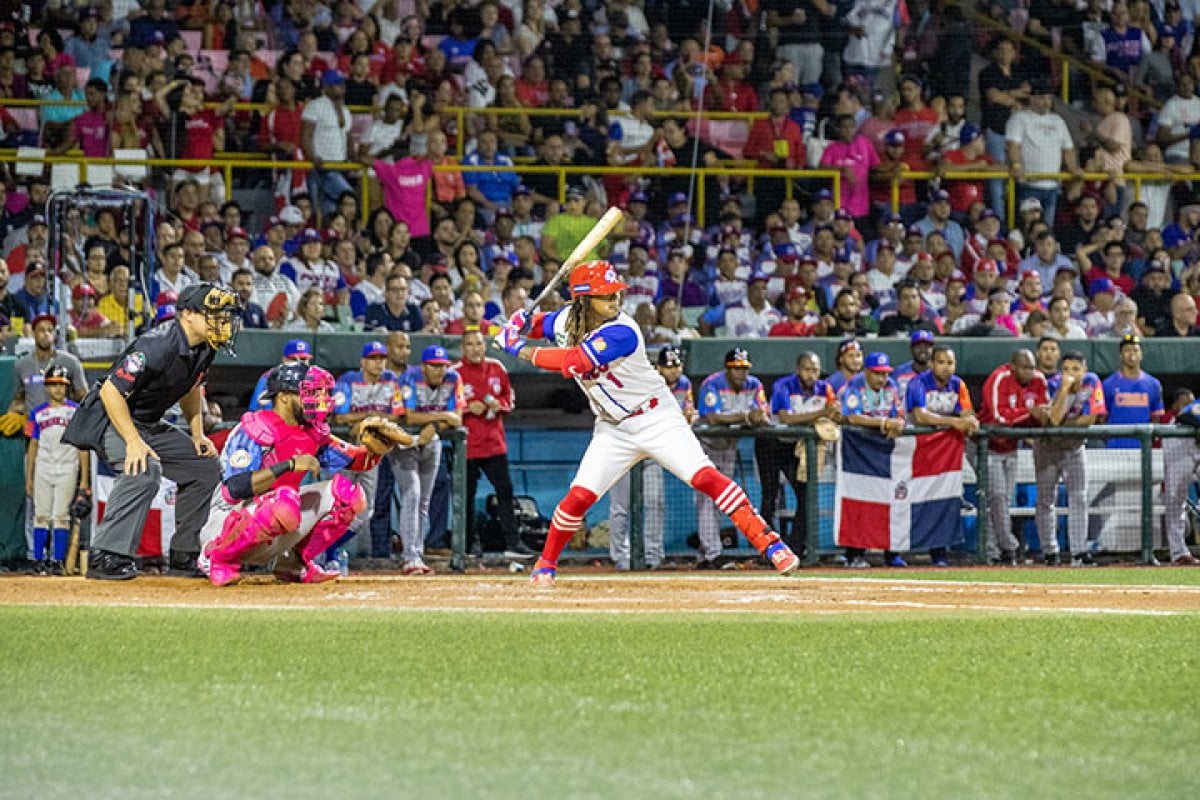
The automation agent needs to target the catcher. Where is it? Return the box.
[196,361,411,586]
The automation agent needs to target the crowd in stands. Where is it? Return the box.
[0,0,1200,347]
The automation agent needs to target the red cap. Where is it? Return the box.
[1020,269,1041,283]
[73,284,97,299]
[915,251,934,263]
[227,226,249,240]
[787,285,808,302]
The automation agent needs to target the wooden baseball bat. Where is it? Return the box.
[525,206,625,316]
[65,518,80,576]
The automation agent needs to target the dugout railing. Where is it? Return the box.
[613,424,1200,571]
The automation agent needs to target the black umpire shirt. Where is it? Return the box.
[104,319,217,425]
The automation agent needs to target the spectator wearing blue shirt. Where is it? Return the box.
[1101,334,1163,449]
[65,9,112,73]
[915,190,966,260]
[905,346,979,566]
[365,273,424,332]
[1161,202,1200,262]
[128,0,180,49]
[463,130,519,221]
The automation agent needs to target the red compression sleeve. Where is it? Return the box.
[530,346,595,377]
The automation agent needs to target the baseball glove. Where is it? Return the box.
[0,411,26,437]
[69,487,93,519]
[359,416,412,455]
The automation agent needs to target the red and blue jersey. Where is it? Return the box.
[1102,370,1163,448]
[906,371,973,416]
[1047,371,1105,421]
[892,360,924,398]
[827,369,860,398]
[668,375,695,413]
[333,369,404,416]
[400,368,463,413]
[841,374,901,419]
[770,375,836,416]
[697,371,768,417]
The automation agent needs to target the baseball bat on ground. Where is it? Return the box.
[65,518,80,576]
[523,206,625,323]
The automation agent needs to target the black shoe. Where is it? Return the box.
[503,541,537,560]
[1071,552,1096,567]
[695,555,734,571]
[44,559,65,576]
[167,550,204,578]
[86,549,138,581]
[33,559,50,576]
[991,550,1018,567]
[1044,553,1061,566]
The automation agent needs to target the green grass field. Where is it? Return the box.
[2,604,1197,799]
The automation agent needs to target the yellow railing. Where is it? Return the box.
[9,149,1194,229]
[0,97,764,160]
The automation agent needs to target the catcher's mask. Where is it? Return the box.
[178,283,241,354]
[265,362,334,426]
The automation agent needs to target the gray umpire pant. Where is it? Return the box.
[1162,437,1200,561]
[92,422,221,557]
[1033,441,1087,556]
[608,462,665,569]
[695,444,737,561]
[987,451,1020,560]
[391,440,441,564]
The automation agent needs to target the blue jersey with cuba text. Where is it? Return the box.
[1102,370,1162,449]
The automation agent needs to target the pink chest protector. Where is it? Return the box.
[239,411,330,490]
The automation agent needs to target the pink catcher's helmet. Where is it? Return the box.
[265,362,335,426]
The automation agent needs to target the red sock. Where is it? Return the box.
[541,485,597,564]
[690,466,776,553]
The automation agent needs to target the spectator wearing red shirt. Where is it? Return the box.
[746,88,806,221]
[515,54,549,107]
[704,52,758,113]
[260,76,307,208]
[156,76,235,203]
[769,286,822,336]
[940,124,996,214]
[1085,240,1136,296]
[452,330,534,557]
[892,75,939,172]
[978,350,1051,564]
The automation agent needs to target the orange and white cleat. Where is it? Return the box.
[764,538,800,575]
[530,558,557,587]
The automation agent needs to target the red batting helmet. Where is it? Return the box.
[569,260,627,298]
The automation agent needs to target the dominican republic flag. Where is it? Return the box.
[834,428,965,551]
[91,461,178,558]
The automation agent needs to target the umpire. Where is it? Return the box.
[65,283,240,580]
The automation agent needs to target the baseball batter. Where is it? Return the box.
[1038,351,1106,565]
[197,362,408,586]
[24,365,88,575]
[495,260,800,585]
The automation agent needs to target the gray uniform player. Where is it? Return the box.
[332,341,404,558]
[1162,389,1200,566]
[1037,351,1106,566]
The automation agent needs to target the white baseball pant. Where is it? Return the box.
[33,464,78,530]
[608,462,665,569]
[568,400,716,555]
[1162,436,1200,561]
[1033,441,1087,556]
[199,478,356,568]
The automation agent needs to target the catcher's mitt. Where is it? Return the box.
[69,487,93,519]
[359,416,412,455]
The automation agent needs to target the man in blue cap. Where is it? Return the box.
[331,341,406,559]
[250,339,313,410]
[302,69,354,215]
[394,345,463,573]
[893,329,936,397]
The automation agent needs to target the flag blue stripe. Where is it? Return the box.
[841,428,894,479]
[909,497,962,551]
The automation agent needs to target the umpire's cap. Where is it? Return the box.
[657,346,683,368]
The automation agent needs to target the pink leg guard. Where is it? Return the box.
[539,485,597,565]
[690,466,776,553]
[296,474,367,583]
[207,488,302,587]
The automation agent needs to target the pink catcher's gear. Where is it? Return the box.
[295,473,366,581]
[205,487,302,587]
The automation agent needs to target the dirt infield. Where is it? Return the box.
[2,572,1200,614]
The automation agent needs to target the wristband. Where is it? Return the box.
[270,459,293,478]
